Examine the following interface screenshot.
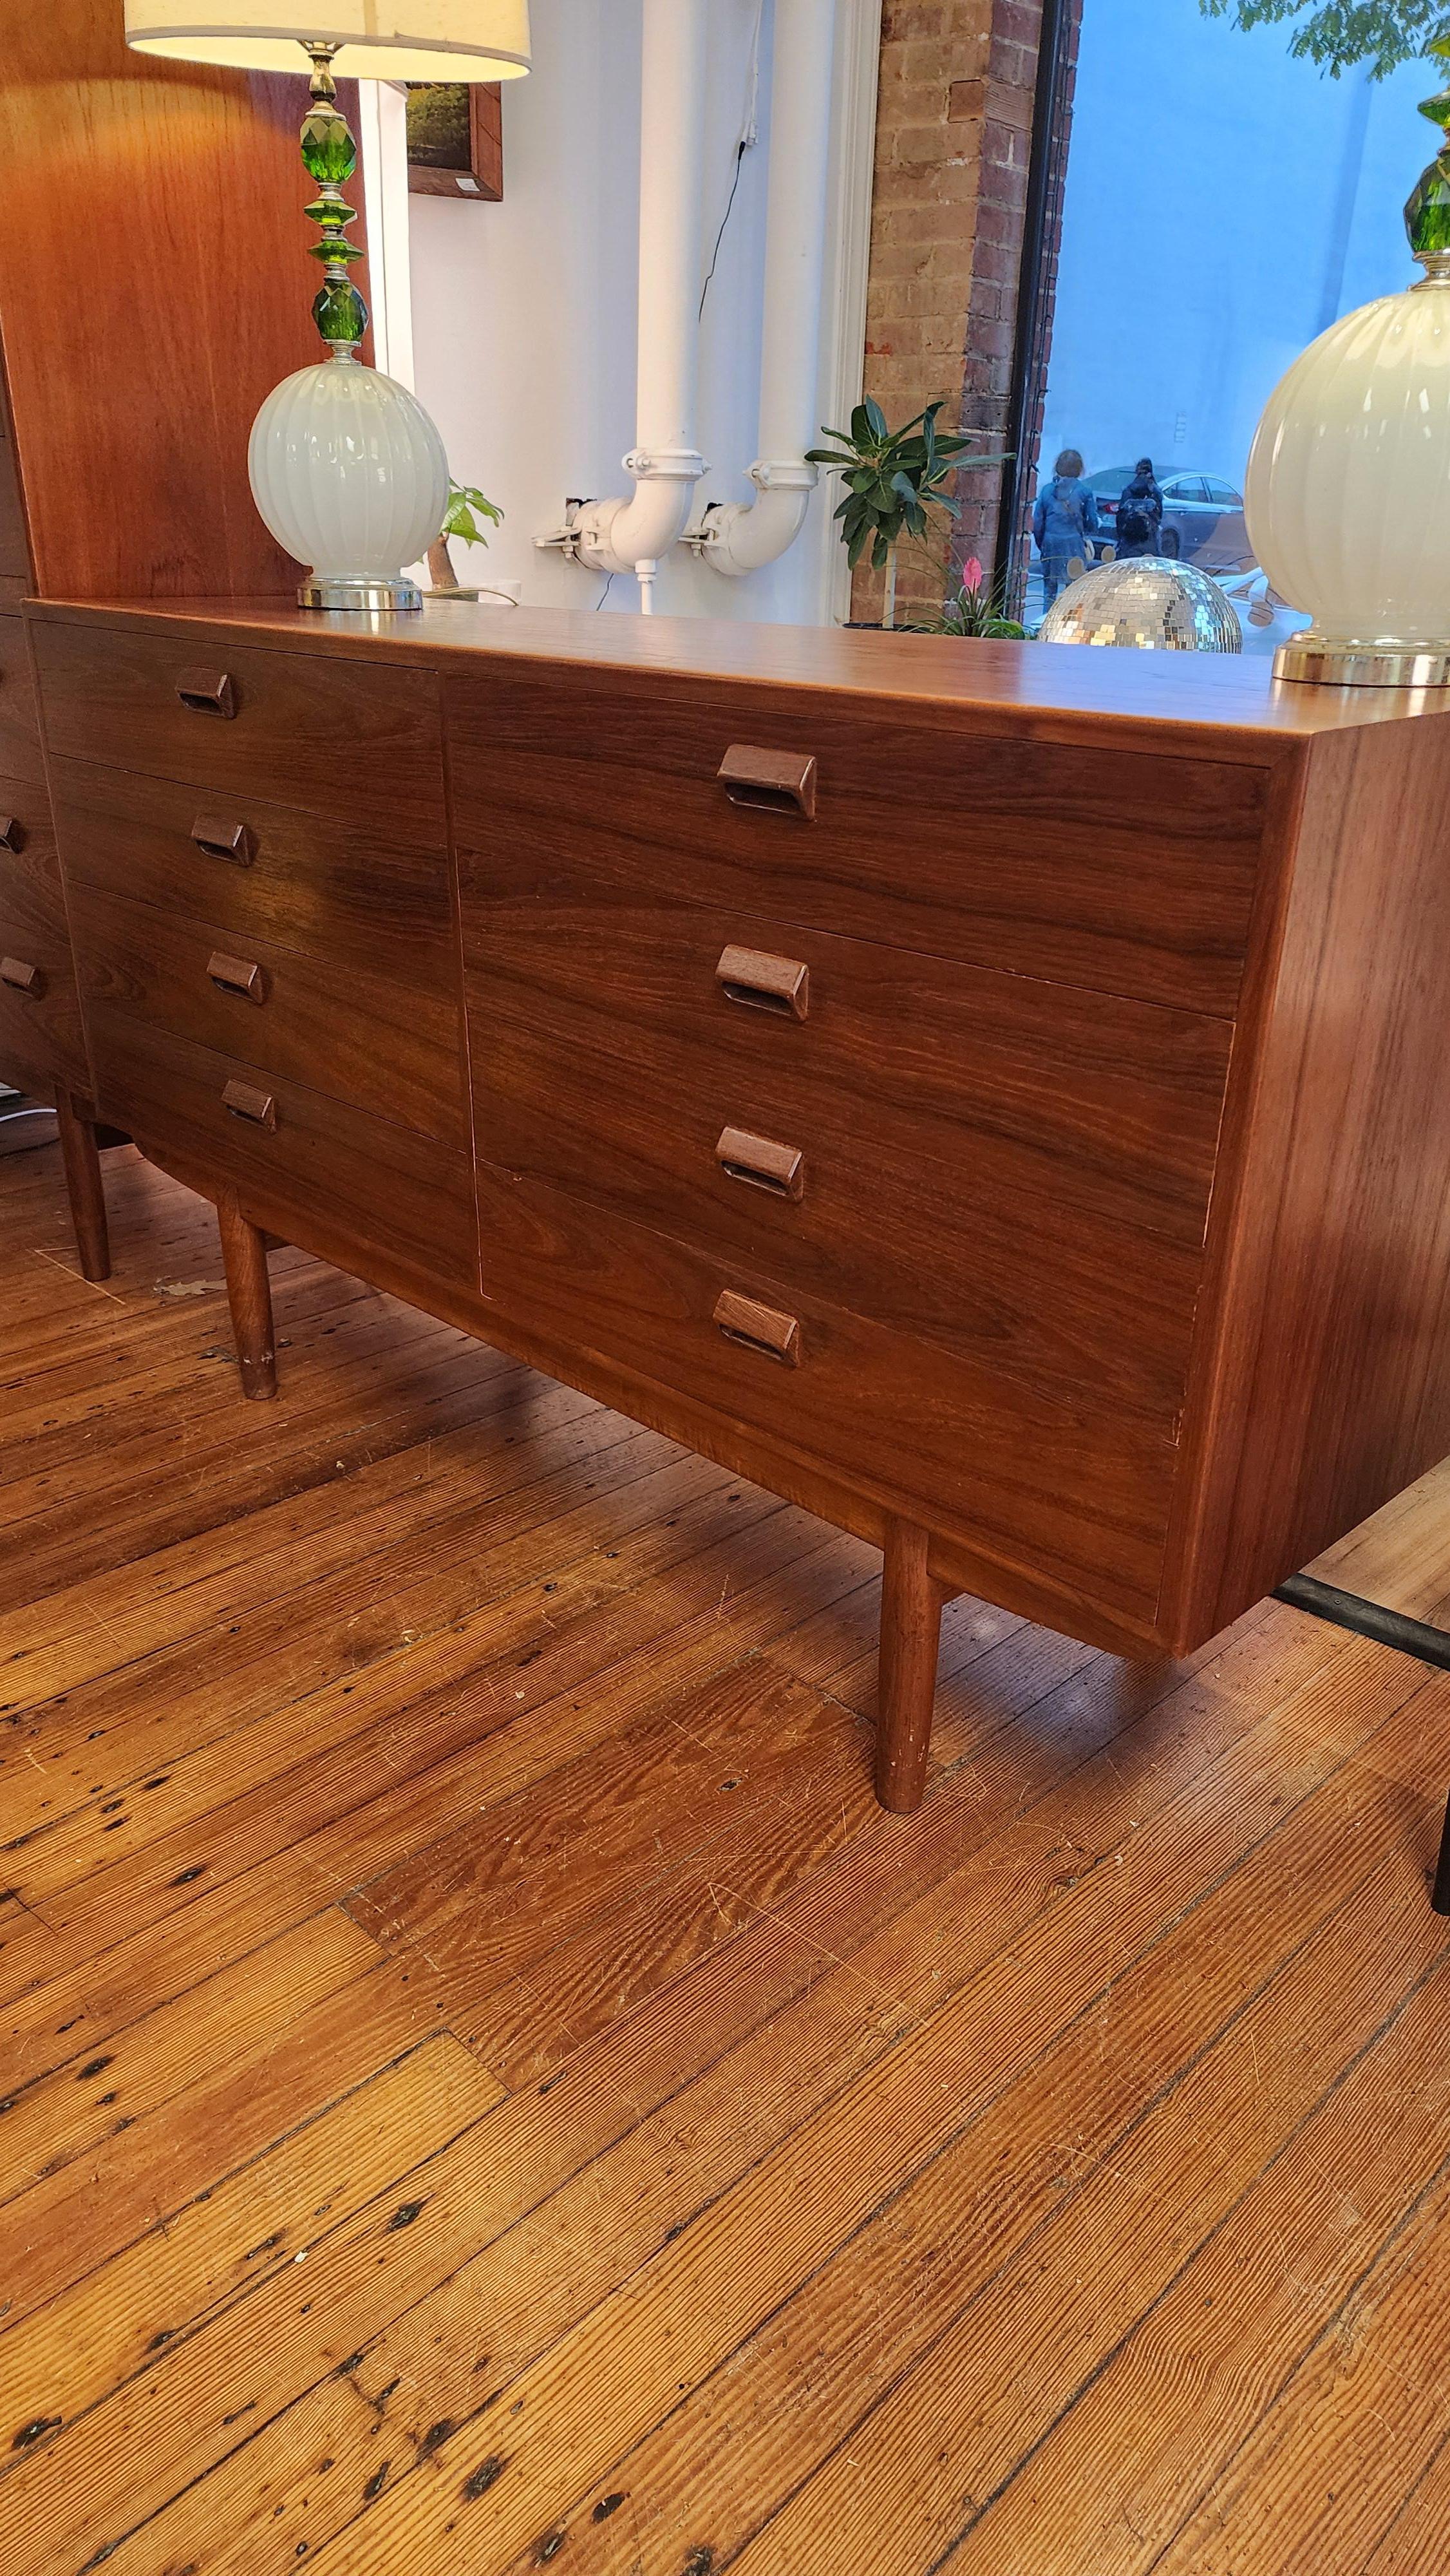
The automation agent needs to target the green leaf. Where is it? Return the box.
[440,477,503,547]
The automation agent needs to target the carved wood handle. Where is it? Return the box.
[718,744,817,820]
[191,812,255,866]
[0,816,23,853]
[207,950,267,1003]
[715,1126,805,1202]
[221,1077,278,1130]
[715,943,809,1021]
[0,956,41,996]
[176,668,236,719]
[713,1288,801,1367]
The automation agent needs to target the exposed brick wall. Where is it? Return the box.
[848,0,1080,625]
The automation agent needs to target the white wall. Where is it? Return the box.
[405,0,877,622]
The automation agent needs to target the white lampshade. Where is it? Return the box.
[123,0,531,80]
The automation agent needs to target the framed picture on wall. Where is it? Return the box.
[405,82,503,200]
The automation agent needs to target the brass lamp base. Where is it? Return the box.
[298,574,424,612]
[1274,634,1450,687]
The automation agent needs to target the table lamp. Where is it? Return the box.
[124,3,531,609]
[1247,38,1450,685]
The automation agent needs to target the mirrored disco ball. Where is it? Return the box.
[1040,556,1242,653]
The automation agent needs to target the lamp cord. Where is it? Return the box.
[699,0,766,320]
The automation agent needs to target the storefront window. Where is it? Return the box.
[1033,0,1431,650]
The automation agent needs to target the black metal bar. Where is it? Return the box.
[1274,1571,1450,1916]
[1272,1572,1450,1674]
[992,0,1071,609]
[1434,1793,1450,1918]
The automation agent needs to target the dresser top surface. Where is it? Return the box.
[26,593,1450,751]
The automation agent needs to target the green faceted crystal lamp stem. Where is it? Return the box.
[301,44,369,357]
[1406,38,1450,276]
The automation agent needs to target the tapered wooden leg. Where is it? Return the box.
[53,1090,110,1282]
[216,1192,277,1400]
[1433,1788,1450,1917]
[875,1519,947,1814]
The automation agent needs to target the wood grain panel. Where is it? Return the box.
[0,767,65,921]
[0,613,45,786]
[29,594,1446,746]
[471,1160,1176,1624]
[71,881,464,1146]
[49,755,456,980]
[462,886,1230,1420]
[1165,708,1450,1645]
[32,621,447,837]
[84,1008,477,1291]
[445,658,1270,1015]
[0,424,30,584]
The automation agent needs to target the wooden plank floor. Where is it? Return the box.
[1,1137,1448,2576]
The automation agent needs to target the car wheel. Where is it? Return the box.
[1161,527,1181,558]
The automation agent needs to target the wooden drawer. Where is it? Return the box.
[462,878,1231,1422]
[473,1162,1176,1624]
[32,620,447,840]
[49,757,456,985]
[0,784,88,1096]
[0,615,45,786]
[86,1007,476,1291]
[71,882,465,1148]
[0,766,65,913]
[445,660,1268,1017]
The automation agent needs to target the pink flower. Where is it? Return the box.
[961,556,984,592]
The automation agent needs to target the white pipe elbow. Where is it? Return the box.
[704,460,817,576]
[574,448,706,579]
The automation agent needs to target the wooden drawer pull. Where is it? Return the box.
[176,667,236,719]
[0,955,42,996]
[191,811,255,866]
[221,1077,278,1130]
[207,949,267,1003]
[0,816,23,853]
[718,744,817,820]
[716,943,809,1021]
[715,1126,805,1202]
[713,1288,801,1367]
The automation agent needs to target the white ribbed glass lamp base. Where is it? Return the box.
[248,354,449,612]
[1247,279,1450,686]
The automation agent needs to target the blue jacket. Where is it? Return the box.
[1033,475,1100,561]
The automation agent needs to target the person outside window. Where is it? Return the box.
[1119,457,1164,547]
[1115,506,1158,560]
[1032,449,1100,609]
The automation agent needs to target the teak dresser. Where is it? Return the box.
[24,596,1450,1807]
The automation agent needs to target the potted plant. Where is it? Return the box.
[911,558,1027,640]
[426,479,504,596]
[805,401,1008,629]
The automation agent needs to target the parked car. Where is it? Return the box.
[1082,467,1252,573]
